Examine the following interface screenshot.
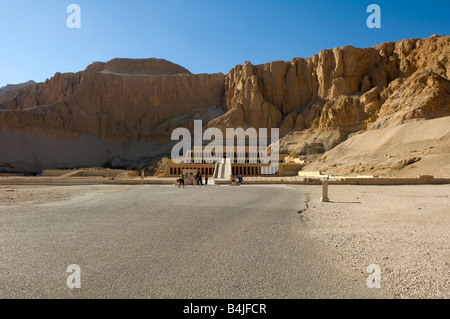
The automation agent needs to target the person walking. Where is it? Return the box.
[196,172,201,186]
[205,174,208,185]
[179,172,185,188]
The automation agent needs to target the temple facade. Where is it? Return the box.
[156,147,305,178]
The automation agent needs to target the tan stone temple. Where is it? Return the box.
[156,147,305,178]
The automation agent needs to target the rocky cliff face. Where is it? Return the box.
[210,35,449,137]
[0,80,36,95]
[206,35,449,163]
[0,36,449,173]
[0,58,225,142]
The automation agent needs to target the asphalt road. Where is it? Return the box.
[0,184,390,298]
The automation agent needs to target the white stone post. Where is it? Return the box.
[321,180,330,202]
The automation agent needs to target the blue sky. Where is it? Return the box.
[0,0,449,87]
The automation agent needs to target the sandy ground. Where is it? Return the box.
[1,183,448,299]
[298,184,450,299]
[303,116,450,178]
[0,184,136,206]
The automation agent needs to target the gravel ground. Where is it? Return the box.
[0,184,390,299]
[2,183,447,299]
[0,184,136,206]
[297,184,450,299]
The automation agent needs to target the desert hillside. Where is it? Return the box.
[302,116,450,178]
[0,35,449,175]
[0,80,36,95]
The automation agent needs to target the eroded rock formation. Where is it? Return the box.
[0,36,449,172]
[0,58,225,142]
[0,80,36,95]
[212,35,449,137]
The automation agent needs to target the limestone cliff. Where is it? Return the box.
[210,35,450,156]
[0,36,449,173]
[0,80,36,95]
[0,58,225,142]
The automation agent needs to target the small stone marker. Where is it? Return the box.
[321,180,330,202]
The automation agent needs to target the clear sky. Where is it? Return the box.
[0,0,449,87]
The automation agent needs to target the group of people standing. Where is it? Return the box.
[193,172,208,186]
[178,172,208,188]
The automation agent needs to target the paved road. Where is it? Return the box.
[0,184,390,298]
